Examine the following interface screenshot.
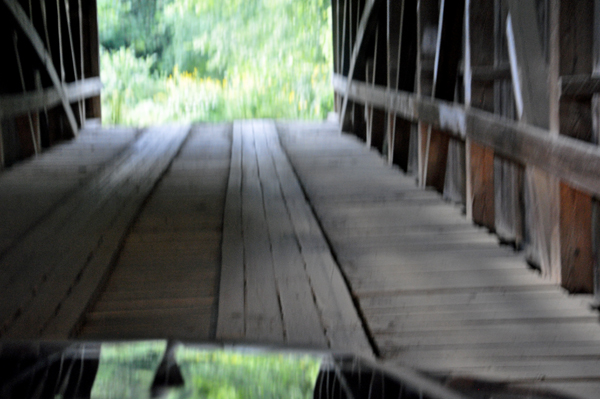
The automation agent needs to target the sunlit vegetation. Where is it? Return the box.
[90,342,322,399]
[91,341,167,398]
[98,0,334,125]
[174,348,322,398]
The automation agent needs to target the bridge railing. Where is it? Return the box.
[0,0,102,169]
[331,0,600,299]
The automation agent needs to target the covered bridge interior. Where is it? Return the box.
[2,0,600,398]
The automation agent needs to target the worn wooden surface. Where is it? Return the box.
[217,120,371,355]
[279,121,600,399]
[0,124,189,338]
[0,126,139,257]
[77,124,230,340]
[2,119,600,397]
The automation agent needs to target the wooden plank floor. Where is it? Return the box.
[0,124,190,338]
[0,120,370,355]
[216,120,371,356]
[77,124,231,340]
[5,119,600,397]
[0,126,139,257]
[278,121,600,399]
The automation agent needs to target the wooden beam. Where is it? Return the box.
[0,77,102,119]
[464,0,495,230]
[387,0,418,171]
[593,0,600,305]
[332,0,340,75]
[82,0,101,119]
[506,2,550,125]
[422,0,465,194]
[2,0,79,137]
[561,75,600,97]
[556,0,595,293]
[507,0,560,280]
[594,199,600,303]
[369,6,387,153]
[339,0,380,133]
[332,74,600,199]
[415,0,437,185]
[0,123,4,170]
[493,0,523,248]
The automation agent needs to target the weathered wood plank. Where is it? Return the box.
[360,289,589,310]
[274,122,373,357]
[240,121,284,343]
[0,77,102,119]
[464,0,495,229]
[216,122,245,340]
[507,0,560,281]
[0,128,138,256]
[254,121,327,347]
[332,74,600,199]
[74,124,229,340]
[339,0,380,131]
[2,0,79,136]
[280,121,600,396]
[3,125,191,339]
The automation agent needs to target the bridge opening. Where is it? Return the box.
[97,0,335,126]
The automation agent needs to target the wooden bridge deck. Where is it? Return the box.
[0,120,599,397]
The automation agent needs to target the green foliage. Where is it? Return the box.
[90,343,322,399]
[98,0,172,61]
[173,349,322,399]
[98,0,334,125]
[91,341,167,398]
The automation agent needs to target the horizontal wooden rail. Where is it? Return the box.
[3,0,79,136]
[333,73,600,198]
[0,77,102,119]
[560,74,600,97]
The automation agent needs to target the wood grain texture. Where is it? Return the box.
[2,0,79,136]
[332,74,600,199]
[217,120,370,354]
[76,124,229,340]
[0,77,102,119]
[0,124,191,338]
[279,120,600,397]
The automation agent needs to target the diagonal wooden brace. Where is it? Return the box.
[3,0,79,138]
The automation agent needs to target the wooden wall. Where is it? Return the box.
[0,0,101,170]
[332,0,600,297]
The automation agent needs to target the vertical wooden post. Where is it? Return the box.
[556,0,595,292]
[594,195,600,302]
[82,0,101,120]
[417,0,438,186]
[365,59,374,146]
[422,0,465,194]
[592,0,600,301]
[386,0,401,164]
[493,0,524,247]
[507,0,561,281]
[332,0,341,114]
[386,0,417,171]
[332,0,340,76]
[348,0,370,142]
[0,123,4,170]
[370,5,388,153]
[464,0,495,229]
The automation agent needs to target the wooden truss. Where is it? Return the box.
[331,0,600,297]
[0,0,102,168]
